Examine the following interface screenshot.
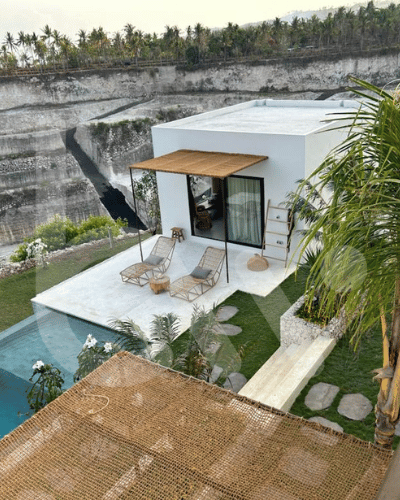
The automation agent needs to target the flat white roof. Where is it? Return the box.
[156,99,358,136]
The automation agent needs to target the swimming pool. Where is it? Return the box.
[0,308,120,438]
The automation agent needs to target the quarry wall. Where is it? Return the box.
[1,50,399,245]
[0,50,399,110]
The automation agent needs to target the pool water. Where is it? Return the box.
[0,309,119,438]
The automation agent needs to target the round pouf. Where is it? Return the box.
[247,254,269,271]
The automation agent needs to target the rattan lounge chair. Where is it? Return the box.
[169,246,226,301]
[120,236,176,286]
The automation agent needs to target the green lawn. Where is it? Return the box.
[172,268,398,448]
[172,271,307,381]
[0,235,149,332]
[290,323,400,449]
[1,241,395,448]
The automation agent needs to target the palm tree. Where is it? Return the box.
[293,77,400,449]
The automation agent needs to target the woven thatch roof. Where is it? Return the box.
[129,150,268,178]
[0,352,392,500]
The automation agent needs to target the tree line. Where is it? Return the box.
[1,1,400,73]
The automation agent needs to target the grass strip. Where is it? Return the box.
[0,235,149,332]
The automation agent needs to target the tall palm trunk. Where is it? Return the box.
[375,279,400,448]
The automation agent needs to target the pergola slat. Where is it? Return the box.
[129,149,268,178]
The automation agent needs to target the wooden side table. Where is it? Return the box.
[149,275,170,294]
[171,227,184,242]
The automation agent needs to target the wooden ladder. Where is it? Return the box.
[261,199,294,267]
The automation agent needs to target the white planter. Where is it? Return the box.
[280,295,346,347]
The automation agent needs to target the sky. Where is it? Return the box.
[1,0,359,42]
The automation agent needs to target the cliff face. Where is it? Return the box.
[0,152,107,243]
[1,50,397,245]
[0,49,399,107]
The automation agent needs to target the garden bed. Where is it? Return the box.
[280,295,346,347]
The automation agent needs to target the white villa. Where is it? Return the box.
[137,98,357,264]
[33,98,357,334]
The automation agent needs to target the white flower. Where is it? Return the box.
[33,360,44,370]
[104,342,113,353]
[84,334,97,349]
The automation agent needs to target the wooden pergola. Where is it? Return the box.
[129,150,268,283]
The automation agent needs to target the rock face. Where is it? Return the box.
[2,50,397,244]
[0,152,106,243]
[0,51,399,109]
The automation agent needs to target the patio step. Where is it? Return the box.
[238,336,336,412]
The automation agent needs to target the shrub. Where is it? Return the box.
[9,215,127,262]
[27,361,64,413]
[69,227,110,245]
[77,214,125,233]
[9,243,29,262]
[33,215,79,251]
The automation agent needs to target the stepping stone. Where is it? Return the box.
[213,324,242,336]
[305,382,340,410]
[223,372,247,392]
[210,364,224,383]
[337,393,373,420]
[216,306,239,322]
[308,416,344,433]
[301,423,340,447]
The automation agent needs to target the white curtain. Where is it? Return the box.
[227,177,262,246]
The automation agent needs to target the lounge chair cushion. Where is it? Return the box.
[143,255,163,266]
[190,266,212,280]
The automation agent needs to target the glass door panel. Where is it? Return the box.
[226,177,263,247]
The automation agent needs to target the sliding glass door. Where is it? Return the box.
[187,174,263,248]
[226,176,263,247]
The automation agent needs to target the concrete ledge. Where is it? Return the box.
[239,336,336,412]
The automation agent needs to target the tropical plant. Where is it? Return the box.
[108,318,154,358]
[74,335,121,382]
[172,305,247,385]
[151,313,180,367]
[27,361,64,412]
[292,76,400,449]
[172,306,217,380]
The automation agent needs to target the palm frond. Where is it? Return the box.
[108,318,152,357]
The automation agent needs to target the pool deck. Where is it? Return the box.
[32,235,295,336]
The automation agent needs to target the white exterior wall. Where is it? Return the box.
[154,126,305,255]
[304,126,347,179]
[153,100,355,260]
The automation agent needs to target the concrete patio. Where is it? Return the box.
[32,235,296,335]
